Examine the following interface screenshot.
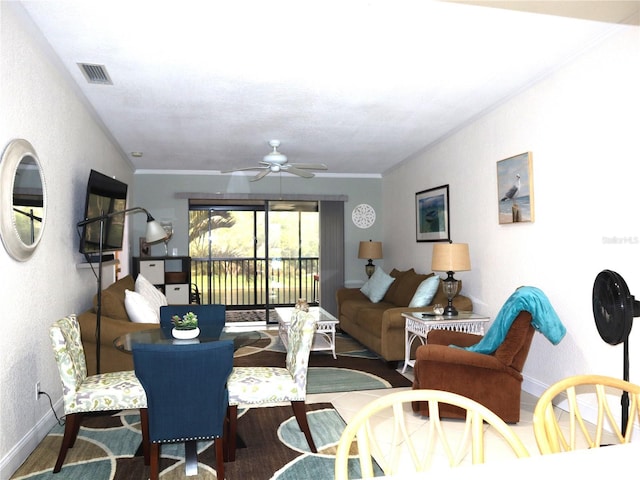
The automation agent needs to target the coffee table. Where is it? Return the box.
[401,311,490,373]
[276,306,339,359]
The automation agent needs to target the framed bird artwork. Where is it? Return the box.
[497,152,534,224]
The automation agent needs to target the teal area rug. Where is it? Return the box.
[11,404,380,480]
[11,332,406,479]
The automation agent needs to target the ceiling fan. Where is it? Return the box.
[223,140,328,182]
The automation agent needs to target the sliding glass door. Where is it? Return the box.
[188,200,319,323]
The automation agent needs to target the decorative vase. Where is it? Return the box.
[295,298,309,312]
[172,327,200,339]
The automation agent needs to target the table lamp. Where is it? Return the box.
[431,242,471,316]
[358,240,383,278]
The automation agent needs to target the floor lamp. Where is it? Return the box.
[77,207,168,373]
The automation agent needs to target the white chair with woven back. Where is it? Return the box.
[226,308,318,461]
[334,389,530,479]
[533,374,640,454]
[48,314,149,473]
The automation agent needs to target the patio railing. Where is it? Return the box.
[191,256,319,308]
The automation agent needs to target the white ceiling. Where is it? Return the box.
[17,0,639,176]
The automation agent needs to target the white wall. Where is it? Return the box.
[383,21,640,395]
[0,4,134,478]
[131,172,383,286]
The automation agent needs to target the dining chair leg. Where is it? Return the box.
[53,412,82,473]
[149,443,161,480]
[291,401,317,453]
[226,405,238,462]
[215,437,225,480]
[139,408,150,465]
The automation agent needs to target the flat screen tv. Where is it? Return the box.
[79,170,128,256]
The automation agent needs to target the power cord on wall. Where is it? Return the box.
[39,390,65,426]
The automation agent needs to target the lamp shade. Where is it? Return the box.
[145,219,170,244]
[358,241,383,260]
[431,243,471,272]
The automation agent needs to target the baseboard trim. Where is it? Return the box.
[0,398,63,480]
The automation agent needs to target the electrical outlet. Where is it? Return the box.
[35,382,40,401]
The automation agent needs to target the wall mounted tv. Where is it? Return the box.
[78,170,128,256]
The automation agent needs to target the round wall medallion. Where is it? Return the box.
[352,204,376,229]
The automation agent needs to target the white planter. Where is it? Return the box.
[172,327,200,339]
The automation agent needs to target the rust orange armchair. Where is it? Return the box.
[412,311,534,423]
[412,286,566,423]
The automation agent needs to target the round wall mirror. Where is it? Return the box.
[0,139,47,261]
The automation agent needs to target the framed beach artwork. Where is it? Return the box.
[497,152,534,224]
[415,184,450,242]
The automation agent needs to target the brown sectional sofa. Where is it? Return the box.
[77,275,159,375]
[336,268,472,364]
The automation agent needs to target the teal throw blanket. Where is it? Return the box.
[463,286,566,354]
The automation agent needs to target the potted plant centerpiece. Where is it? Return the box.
[171,311,200,339]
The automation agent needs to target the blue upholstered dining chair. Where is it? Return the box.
[159,304,226,338]
[49,314,149,473]
[133,340,234,480]
[226,310,318,460]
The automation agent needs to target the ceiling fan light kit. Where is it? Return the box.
[224,140,327,181]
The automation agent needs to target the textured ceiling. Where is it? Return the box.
[17,0,638,176]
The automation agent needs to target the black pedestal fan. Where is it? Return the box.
[592,269,640,434]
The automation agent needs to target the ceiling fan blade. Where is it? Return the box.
[284,166,315,178]
[290,163,328,170]
[221,166,267,173]
[250,169,271,182]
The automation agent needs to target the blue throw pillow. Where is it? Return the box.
[408,275,441,308]
[360,268,395,303]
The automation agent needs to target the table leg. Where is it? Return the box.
[402,327,411,373]
[185,440,198,476]
[330,327,336,359]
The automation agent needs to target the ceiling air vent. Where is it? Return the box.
[77,63,113,85]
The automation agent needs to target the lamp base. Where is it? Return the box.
[443,304,458,316]
[442,275,460,316]
[365,260,376,278]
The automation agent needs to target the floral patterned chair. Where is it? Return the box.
[226,310,318,460]
[49,314,149,473]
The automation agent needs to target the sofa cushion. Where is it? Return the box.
[389,270,433,307]
[382,268,412,303]
[355,307,388,337]
[360,268,395,303]
[124,289,160,324]
[341,298,376,320]
[408,275,441,308]
[94,275,135,320]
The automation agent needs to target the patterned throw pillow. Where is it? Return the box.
[360,268,395,303]
[135,274,167,316]
[408,275,441,308]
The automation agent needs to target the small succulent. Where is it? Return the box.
[171,312,198,330]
